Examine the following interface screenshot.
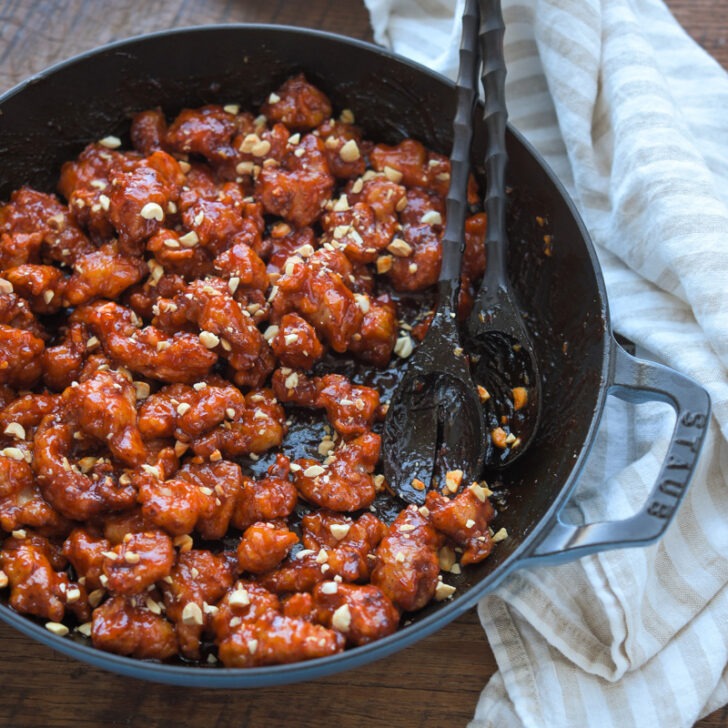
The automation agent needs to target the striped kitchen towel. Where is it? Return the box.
[364,0,728,726]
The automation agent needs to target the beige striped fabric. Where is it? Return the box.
[364,0,728,725]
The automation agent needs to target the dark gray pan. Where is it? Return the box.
[0,25,710,687]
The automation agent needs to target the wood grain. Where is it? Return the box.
[0,1,725,726]
[0,0,374,94]
[666,0,728,68]
[0,611,496,728]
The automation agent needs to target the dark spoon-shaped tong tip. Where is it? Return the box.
[466,0,541,467]
[382,0,485,506]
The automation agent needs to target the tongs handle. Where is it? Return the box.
[437,0,480,306]
[476,0,509,297]
[380,0,487,505]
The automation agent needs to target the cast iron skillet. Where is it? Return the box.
[0,25,711,687]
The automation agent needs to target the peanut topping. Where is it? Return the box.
[394,334,415,358]
[178,231,200,248]
[198,331,220,349]
[331,603,352,632]
[45,622,70,637]
[339,139,361,162]
[3,423,26,440]
[181,602,204,626]
[383,165,403,183]
[376,255,393,274]
[387,238,413,257]
[228,588,251,608]
[0,447,25,462]
[98,135,121,148]
[492,528,509,543]
[140,202,165,221]
[420,210,442,225]
[434,580,457,601]
[444,469,463,493]
[468,482,493,502]
[329,523,351,540]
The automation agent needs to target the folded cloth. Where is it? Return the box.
[363,0,728,726]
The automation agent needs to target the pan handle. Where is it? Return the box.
[525,340,711,564]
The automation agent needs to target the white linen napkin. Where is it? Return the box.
[363,1,728,725]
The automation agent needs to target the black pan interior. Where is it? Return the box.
[0,25,610,665]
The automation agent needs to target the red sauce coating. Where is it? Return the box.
[0,75,499,667]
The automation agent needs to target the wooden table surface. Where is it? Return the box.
[0,1,726,726]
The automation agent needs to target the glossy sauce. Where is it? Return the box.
[0,75,499,667]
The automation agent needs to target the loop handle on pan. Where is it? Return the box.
[525,340,711,564]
